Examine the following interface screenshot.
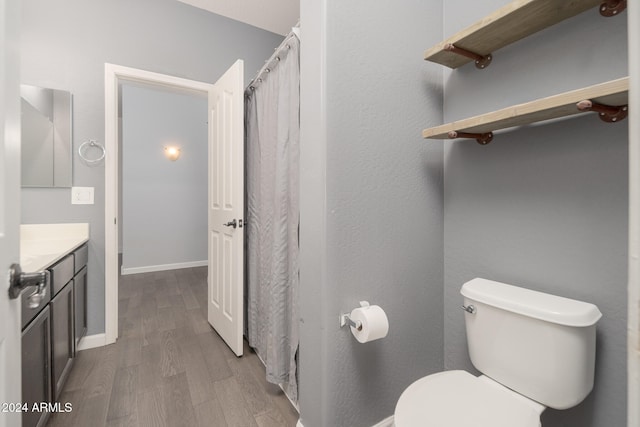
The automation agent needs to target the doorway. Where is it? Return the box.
[104,65,215,345]
[118,82,208,276]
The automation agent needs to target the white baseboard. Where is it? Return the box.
[121,260,207,275]
[295,415,393,427]
[76,333,106,351]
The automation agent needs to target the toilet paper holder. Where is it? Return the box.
[340,314,363,331]
[339,301,370,331]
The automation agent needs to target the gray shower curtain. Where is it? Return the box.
[245,34,300,401]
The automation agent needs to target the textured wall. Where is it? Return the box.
[442,2,628,427]
[299,1,444,426]
[20,0,284,335]
[121,84,207,272]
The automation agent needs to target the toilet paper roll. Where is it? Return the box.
[349,304,389,343]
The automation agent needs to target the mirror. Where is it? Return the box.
[21,84,73,188]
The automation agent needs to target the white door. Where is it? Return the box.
[0,0,23,425]
[208,60,245,357]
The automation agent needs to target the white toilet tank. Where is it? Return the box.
[461,278,602,410]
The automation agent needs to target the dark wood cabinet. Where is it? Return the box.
[21,243,89,418]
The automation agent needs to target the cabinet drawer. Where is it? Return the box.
[74,244,88,273]
[49,254,74,296]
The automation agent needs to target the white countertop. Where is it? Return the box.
[21,223,90,272]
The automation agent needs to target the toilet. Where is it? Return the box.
[394,278,602,427]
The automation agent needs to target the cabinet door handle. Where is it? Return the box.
[26,277,49,309]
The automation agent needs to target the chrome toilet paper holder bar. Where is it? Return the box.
[340,300,370,331]
[340,313,363,331]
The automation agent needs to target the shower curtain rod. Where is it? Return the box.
[246,23,300,94]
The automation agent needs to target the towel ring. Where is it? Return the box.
[78,140,106,164]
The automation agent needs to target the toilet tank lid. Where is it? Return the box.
[461,278,602,327]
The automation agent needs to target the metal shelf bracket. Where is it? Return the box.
[576,99,628,123]
[448,131,494,145]
[599,0,627,17]
[444,44,493,69]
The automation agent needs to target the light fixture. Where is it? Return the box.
[164,146,181,161]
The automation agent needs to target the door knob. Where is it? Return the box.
[223,219,237,229]
[7,263,48,300]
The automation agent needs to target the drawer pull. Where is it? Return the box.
[26,279,48,309]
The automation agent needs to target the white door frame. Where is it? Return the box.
[628,1,640,425]
[104,64,214,345]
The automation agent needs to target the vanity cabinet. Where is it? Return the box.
[20,223,89,427]
[21,306,51,427]
[20,241,89,427]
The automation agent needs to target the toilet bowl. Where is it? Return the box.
[394,371,544,427]
[393,278,602,427]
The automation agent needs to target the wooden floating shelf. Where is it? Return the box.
[422,77,629,141]
[424,0,608,69]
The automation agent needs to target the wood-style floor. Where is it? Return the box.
[46,266,299,427]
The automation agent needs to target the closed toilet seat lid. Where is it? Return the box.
[394,370,543,427]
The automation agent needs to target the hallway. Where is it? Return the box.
[46,267,299,427]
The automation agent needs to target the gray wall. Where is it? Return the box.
[121,84,207,272]
[442,2,628,427]
[20,0,284,335]
[299,1,444,426]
